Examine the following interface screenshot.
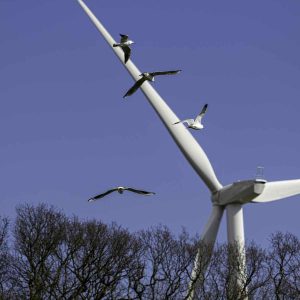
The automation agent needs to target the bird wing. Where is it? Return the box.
[120,34,128,43]
[195,104,208,122]
[123,77,147,98]
[126,187,155,195]
[121,45,131,64]
[173,119,194,126]
[150,70,182,76]
[88,188,117,201]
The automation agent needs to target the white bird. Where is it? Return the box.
[123,70,181,98]
[173,104,208,130]
[88,186,155,202]
[113,34,134,64]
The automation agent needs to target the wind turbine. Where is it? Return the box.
[76,0,300,297]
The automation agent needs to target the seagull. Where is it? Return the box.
[123,70,181,98]
[88,186,155,202]
[173,104,208,130]
[113,34,134,64]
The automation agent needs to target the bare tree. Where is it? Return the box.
[193,242,269,300]
[122,226,200,300]
[0,217,11,296]
[10,204,142,299]
[267,232,300,299]
[244,243,270,299]
[11,203,66,298]
[56,218,140,299]
[1,203,300,299]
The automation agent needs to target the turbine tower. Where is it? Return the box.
[77,0,300,297]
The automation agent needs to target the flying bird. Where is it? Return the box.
[88,186,155,202]
[173,104,208,130]
[113,34,134,64]
[123,70,181,98]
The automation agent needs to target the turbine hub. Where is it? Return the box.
[212,179,266,206]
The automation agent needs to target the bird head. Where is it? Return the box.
[117,187,125,194]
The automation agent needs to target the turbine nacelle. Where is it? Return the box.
[212,179,266,206]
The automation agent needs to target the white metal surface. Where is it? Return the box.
[213,180,265,205]
[77,0,223,193]
[201,205,225,244]
[226,204,245,245]
[187,205,224,300]
[226,204,247,299]
[252,179,300,203]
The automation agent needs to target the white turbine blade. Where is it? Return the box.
[187,206,224,300]
[252,179,300,203]
[200,205,224,244]
[77,0,223,193]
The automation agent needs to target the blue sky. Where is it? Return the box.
[1,0,300,246]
